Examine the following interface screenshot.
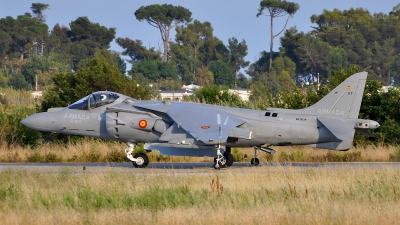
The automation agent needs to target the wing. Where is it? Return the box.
[134,101,245,144]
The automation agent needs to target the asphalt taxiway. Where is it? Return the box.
[0,162,400,173]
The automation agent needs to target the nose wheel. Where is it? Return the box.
[132,153,149,168]
[125,142,149,168]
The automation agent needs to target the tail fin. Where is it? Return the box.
[301,72,367,119]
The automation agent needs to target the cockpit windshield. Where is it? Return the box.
[68,92,121,110]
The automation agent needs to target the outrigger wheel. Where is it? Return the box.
[250,157,260,166]
[132,153,149,168]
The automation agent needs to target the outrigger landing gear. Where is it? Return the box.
[125,142,149,168]
[251,145,276,167]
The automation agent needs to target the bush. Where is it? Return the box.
[232,148,243,162]
[104,150,127,162]
[85,149,101,162]
[26,151,43,162]
[44,153,62,163]
[389,146,400,162]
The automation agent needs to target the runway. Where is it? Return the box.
[1,162,400,173]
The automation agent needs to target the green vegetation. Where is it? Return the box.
[2,2,400,224]
[1,3,400,149]
[0,166,400,224]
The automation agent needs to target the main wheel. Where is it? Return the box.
[214,156,227,167]
[250,157,260,166]
[132,153,149,168]
[223,152,234,167]
[213,161,222,170]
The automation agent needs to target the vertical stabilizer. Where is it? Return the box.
[301,72,367,119]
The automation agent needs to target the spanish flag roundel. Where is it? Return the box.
[138,120,147,129]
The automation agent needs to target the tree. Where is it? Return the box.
[279,27,306,73]
[196,66,214,87]
[297,33,330,77]
[249,82,274,109]
[326,47,349,74]
[21,54,69,89]
[257,0,299,71]
[41,57,150,111]
[175,20,209,64]
[309,8,375,76]
[130,60,178,82]
[390,3,400,17]
[228,37,250,87]
[31,3,50,56]
[31,3,50,23]
[170,20,228,84]
[116,37,161,63]
[171,20,213,83]
[208,60,234,87]
[246,51,279,81]
[68,17,116,49]
[9,73,29,90]
[0,30,11,60]
[236,73,249,88]
[391,55,400,85]
[93,48,126,75]
[271,55,296,77]
[135,4,192,62]
[46,17,116,71]
[0,15,48,60]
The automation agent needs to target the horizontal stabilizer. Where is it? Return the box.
[317,117,355,141]
[355,128,376,138]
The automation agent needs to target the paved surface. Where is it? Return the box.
[0,162,400,174]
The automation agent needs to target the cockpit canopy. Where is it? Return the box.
[68,91,121,110]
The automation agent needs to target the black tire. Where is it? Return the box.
[250,157,260,166]
[213,161,222,170]
[132,153,149,168]
[223,152,234,167]
[214,156,227,167]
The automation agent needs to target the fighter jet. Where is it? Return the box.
[21,72,379,169]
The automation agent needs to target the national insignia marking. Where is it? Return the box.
[138,120,147,128]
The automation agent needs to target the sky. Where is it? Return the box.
[1,0,399,68]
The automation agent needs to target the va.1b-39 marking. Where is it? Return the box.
[22,72,379,169]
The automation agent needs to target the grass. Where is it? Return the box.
[1,139,400,163]
[0,165,400,224]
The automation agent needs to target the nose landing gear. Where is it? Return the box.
[125,142,149,168]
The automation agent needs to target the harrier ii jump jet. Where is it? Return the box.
[22,72,379,169]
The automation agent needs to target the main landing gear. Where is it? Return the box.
[125,142,149,168]
[213,147,234,170]
[251,145,276,166]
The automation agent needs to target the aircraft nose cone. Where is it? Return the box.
[21,113,48,131]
